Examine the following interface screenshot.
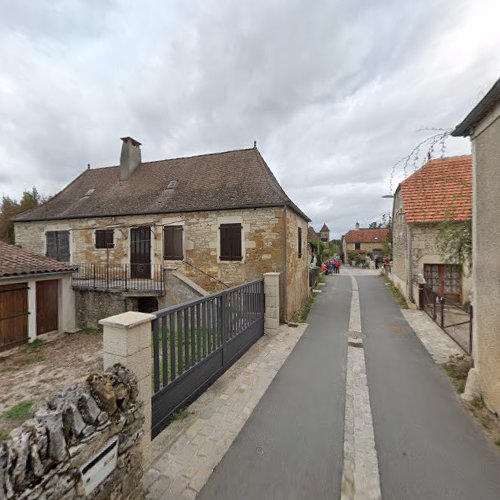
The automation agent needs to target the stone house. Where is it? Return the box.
[13,138,310,325]
[391,156,472,307]
[319,223,330,242]
[341,224,389,263]
[452,77,500,415]
[0,240,77,351]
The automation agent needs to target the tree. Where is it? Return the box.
[0,187,48,243]
[436,220,472,271]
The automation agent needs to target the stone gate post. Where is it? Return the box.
[99,311,155,466]
[264,272,280,335]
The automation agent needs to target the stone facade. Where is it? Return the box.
[0,364,144,500]
[468,97,500,414]
[343,241,386,256]
[14,207,308,322]
[392,189,472,306]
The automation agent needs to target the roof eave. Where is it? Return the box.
[0,269,78,281]
[452,78,500,137]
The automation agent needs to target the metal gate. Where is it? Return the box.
[151,279,264,437]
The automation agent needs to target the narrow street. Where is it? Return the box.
[199,270,500,500]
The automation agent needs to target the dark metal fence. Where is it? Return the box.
[151,279,264,437]
[421,284,472,355]
[72,263,164,293]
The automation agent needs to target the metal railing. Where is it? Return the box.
[151,278,264,437]
[421,284,472,355]
[72,263,164,294]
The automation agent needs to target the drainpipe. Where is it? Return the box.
[282,204,287,322]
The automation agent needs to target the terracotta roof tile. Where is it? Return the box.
[13,147,309,222]
[400,155,472,223]
[343,228,389,243]
[0,241,77,279]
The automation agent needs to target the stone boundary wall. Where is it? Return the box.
[0,365,144,500]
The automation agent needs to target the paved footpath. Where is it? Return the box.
[198,274,352,500]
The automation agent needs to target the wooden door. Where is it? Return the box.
[0,283,28,351]
[424,264,462,303]
[36,280,59,335]
[130,227,151,279]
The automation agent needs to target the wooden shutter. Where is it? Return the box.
[96,229,114,249]
[220,224,242,261]
[298,227,302,258]
[164,226,183,260]
[46,232,58,260]
[58,231,70,262]
[46,231,70,262]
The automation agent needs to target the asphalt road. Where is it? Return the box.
[198,275,351,500]
[199,273,500,499]
[358,274,500,500]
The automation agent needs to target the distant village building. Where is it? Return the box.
[453,78,500,415]
[307,226,319,242]
[391,156,472,306]
[13,138,310,324]
[319,224,330,242]
[341,223,389,263]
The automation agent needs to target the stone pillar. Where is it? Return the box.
[264,272,280,334]
[99,311,155,466]
[27,279,37,341]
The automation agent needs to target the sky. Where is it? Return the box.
[0,0,499,238]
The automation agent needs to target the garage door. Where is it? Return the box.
[0,283,29,352]
[36,280,59,335]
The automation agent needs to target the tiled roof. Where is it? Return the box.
[307,226,319,241]
[400,155,472,223]
[320,223,329,232]
[13,147,309,222]
[0,241,77,279]
[343,228,389,244]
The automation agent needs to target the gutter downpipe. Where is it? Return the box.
[282,204,287,322]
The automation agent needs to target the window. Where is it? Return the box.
[220,223,242,261]
[46,231,70,262]
[424,264,462,302]
[163,225,183,260]
[298,227,302,258]
[95,229,114,249]
[355,242,361,250]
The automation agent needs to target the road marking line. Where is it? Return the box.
[341,274,382,500]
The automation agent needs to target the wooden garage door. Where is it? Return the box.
[36,280,59,335]
[0,283,29,352]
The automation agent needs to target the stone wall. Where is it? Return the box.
[75,290,137,330]
[0,365,144,500]
[285,208,309,321]
[471,98,500,414]
[391,189,409,297]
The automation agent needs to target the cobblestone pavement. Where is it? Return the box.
[401,309,465,364]
[143,323,307,500]
[342,273,382,500]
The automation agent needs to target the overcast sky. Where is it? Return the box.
[1,0,499,238]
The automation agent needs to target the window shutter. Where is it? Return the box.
[298,227,302,258]
[58,231,70,262]
[46,232,58,260]
[220,224,242,261]
[96,229,114,249]
[164,226,183,260]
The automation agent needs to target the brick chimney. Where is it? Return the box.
[120,137,142,180]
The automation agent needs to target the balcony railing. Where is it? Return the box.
[72,263,164,294]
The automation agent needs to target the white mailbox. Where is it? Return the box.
[79,437,118,495]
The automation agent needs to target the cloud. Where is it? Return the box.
[0,0,499,237]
